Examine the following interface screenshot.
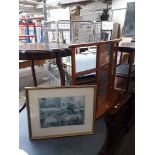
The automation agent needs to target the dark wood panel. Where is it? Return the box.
[122,2,135,37]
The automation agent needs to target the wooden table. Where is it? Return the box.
[19,108,108,155]
[19,43,70,86]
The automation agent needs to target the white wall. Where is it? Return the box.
[80,1,110,21]
[112,0,135,35]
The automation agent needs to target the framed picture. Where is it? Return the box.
[25,85,96,140]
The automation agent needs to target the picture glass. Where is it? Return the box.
[39,96,85,128]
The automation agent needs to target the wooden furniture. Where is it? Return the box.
[116,2,135,92]
[19,43,70,113]
[99,93,134,155]
[19,41,133,155]
[19,43,70,86]
[69,39,124,119]
[19,41,133,116]
[116,40,135,91]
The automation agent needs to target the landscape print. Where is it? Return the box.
[39,96,85,128]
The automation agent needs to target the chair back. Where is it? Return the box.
[69,39,121,107]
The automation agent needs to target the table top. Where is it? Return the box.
[19,40,135,60]
[19,43,70,60]
[119,38,135,53]
[19,109,107,155]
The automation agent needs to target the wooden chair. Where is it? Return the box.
[115,42,135,92]
[69,39,127,119]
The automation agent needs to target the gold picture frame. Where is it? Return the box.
[25,85,96,140]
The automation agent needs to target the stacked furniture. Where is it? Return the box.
[19,40,133,155]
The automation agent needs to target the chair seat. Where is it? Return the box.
[116,64,135,77]
[20,109,107,155]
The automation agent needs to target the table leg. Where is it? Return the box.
[56,55,65,86]
[31,60,37,87]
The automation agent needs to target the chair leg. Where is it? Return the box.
[126,52,134,91]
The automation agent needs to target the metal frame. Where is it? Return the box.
[42,20,109,44]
